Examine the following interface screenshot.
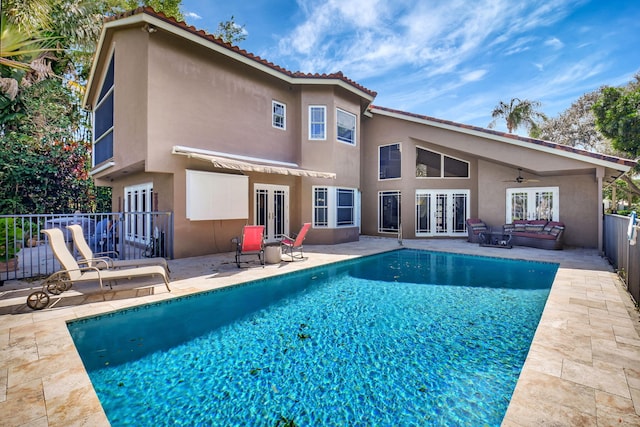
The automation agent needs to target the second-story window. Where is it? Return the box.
[272,100,286,130]
[93,54,115,166]
[379,143,401,180]
[309,106,326,140]
[416,147,469,178]
[337,108,356,145]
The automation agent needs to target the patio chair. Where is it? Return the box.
[280,223,311,261]
[26,228,170,310]
[234,225,265,268]
[67,224,170,277]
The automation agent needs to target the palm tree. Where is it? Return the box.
[488,98,547,134]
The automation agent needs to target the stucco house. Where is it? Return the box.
[83,8,636,258]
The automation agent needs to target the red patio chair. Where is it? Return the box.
[235,225,265,268]
[280,223,311,261]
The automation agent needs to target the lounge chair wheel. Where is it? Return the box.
[27,291,50,310]
[46,281,67,295]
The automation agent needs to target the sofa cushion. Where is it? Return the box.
[513,220,527,230]
[544,221,565,230]
[549,226,564,236]
[466,218,488,234]
[525,223,545,232]
[512,231,557,240]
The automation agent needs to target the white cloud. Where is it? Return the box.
[544,37,564,49]
[184,12,202,20]
[279,0,580,79]
[503,37,536,55]
[269,0,612,128]
[461,69,487,83]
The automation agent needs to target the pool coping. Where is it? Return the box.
[1,237,639,426]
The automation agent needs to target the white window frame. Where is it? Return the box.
[313,187,329,228]
[415,146,470,179]
[378,143,402,180]
[272,100,286,130]
[312,186,359,228]
[309,105,326,140]
[336,108,356,145]
[378,191,401,233]
[506,187,559,222]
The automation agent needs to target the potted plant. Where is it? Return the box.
[0,218,23,270]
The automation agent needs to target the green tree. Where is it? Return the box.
[592,74,640,159]
[105,0,183,21]
[0,79,96,213]
[592,74,640,202]
[488,98,547,134]
[1,0,251,214]
[214,15,247,44]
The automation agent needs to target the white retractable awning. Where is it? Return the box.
[172,146,336,179]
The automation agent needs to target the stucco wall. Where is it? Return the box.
[362,112,601,248]
[145,31,302,171]
[90,20,610,255]
[477,161,599,247]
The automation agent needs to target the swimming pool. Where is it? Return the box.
[68,249,558,426]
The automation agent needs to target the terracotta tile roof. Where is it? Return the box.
[371,105,637,168]
[104,7,377,98]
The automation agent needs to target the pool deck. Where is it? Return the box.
[0,236,639,426]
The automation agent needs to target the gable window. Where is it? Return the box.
[309,106,326,140]
[379,191,401,233]
[272,100,286,130]
[379,143,401,180]
[337,108,356,145]
[312,186,359,228]
[506,187,559,222]
[93,55,115,166]
[416,147,469,178]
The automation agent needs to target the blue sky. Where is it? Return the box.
[180,0,640,135]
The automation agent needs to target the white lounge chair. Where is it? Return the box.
[67,224,170,276]
[26,228,170,310]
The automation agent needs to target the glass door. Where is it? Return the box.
[415,190,469,236]
[254,184,289,242]
[124,182,153,244]
[506,187,559,222]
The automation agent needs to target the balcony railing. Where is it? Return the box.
[0,212,173,284]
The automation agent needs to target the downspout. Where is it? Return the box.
[597,168,604,255]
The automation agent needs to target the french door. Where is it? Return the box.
[506,187,559,222]
[254,184,289,242]
[124,182,153,243]
[415,190,469,236]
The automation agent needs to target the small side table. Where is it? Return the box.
[479,230,513,249]
[264,243,282,264]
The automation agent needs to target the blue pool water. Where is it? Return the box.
[68,249,558,426]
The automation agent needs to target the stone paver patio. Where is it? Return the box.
[0,237,639,426]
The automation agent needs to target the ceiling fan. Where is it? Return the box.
[504,168,540,184]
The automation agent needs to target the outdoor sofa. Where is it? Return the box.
[466,218,565,250]
[503,219,565,250]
